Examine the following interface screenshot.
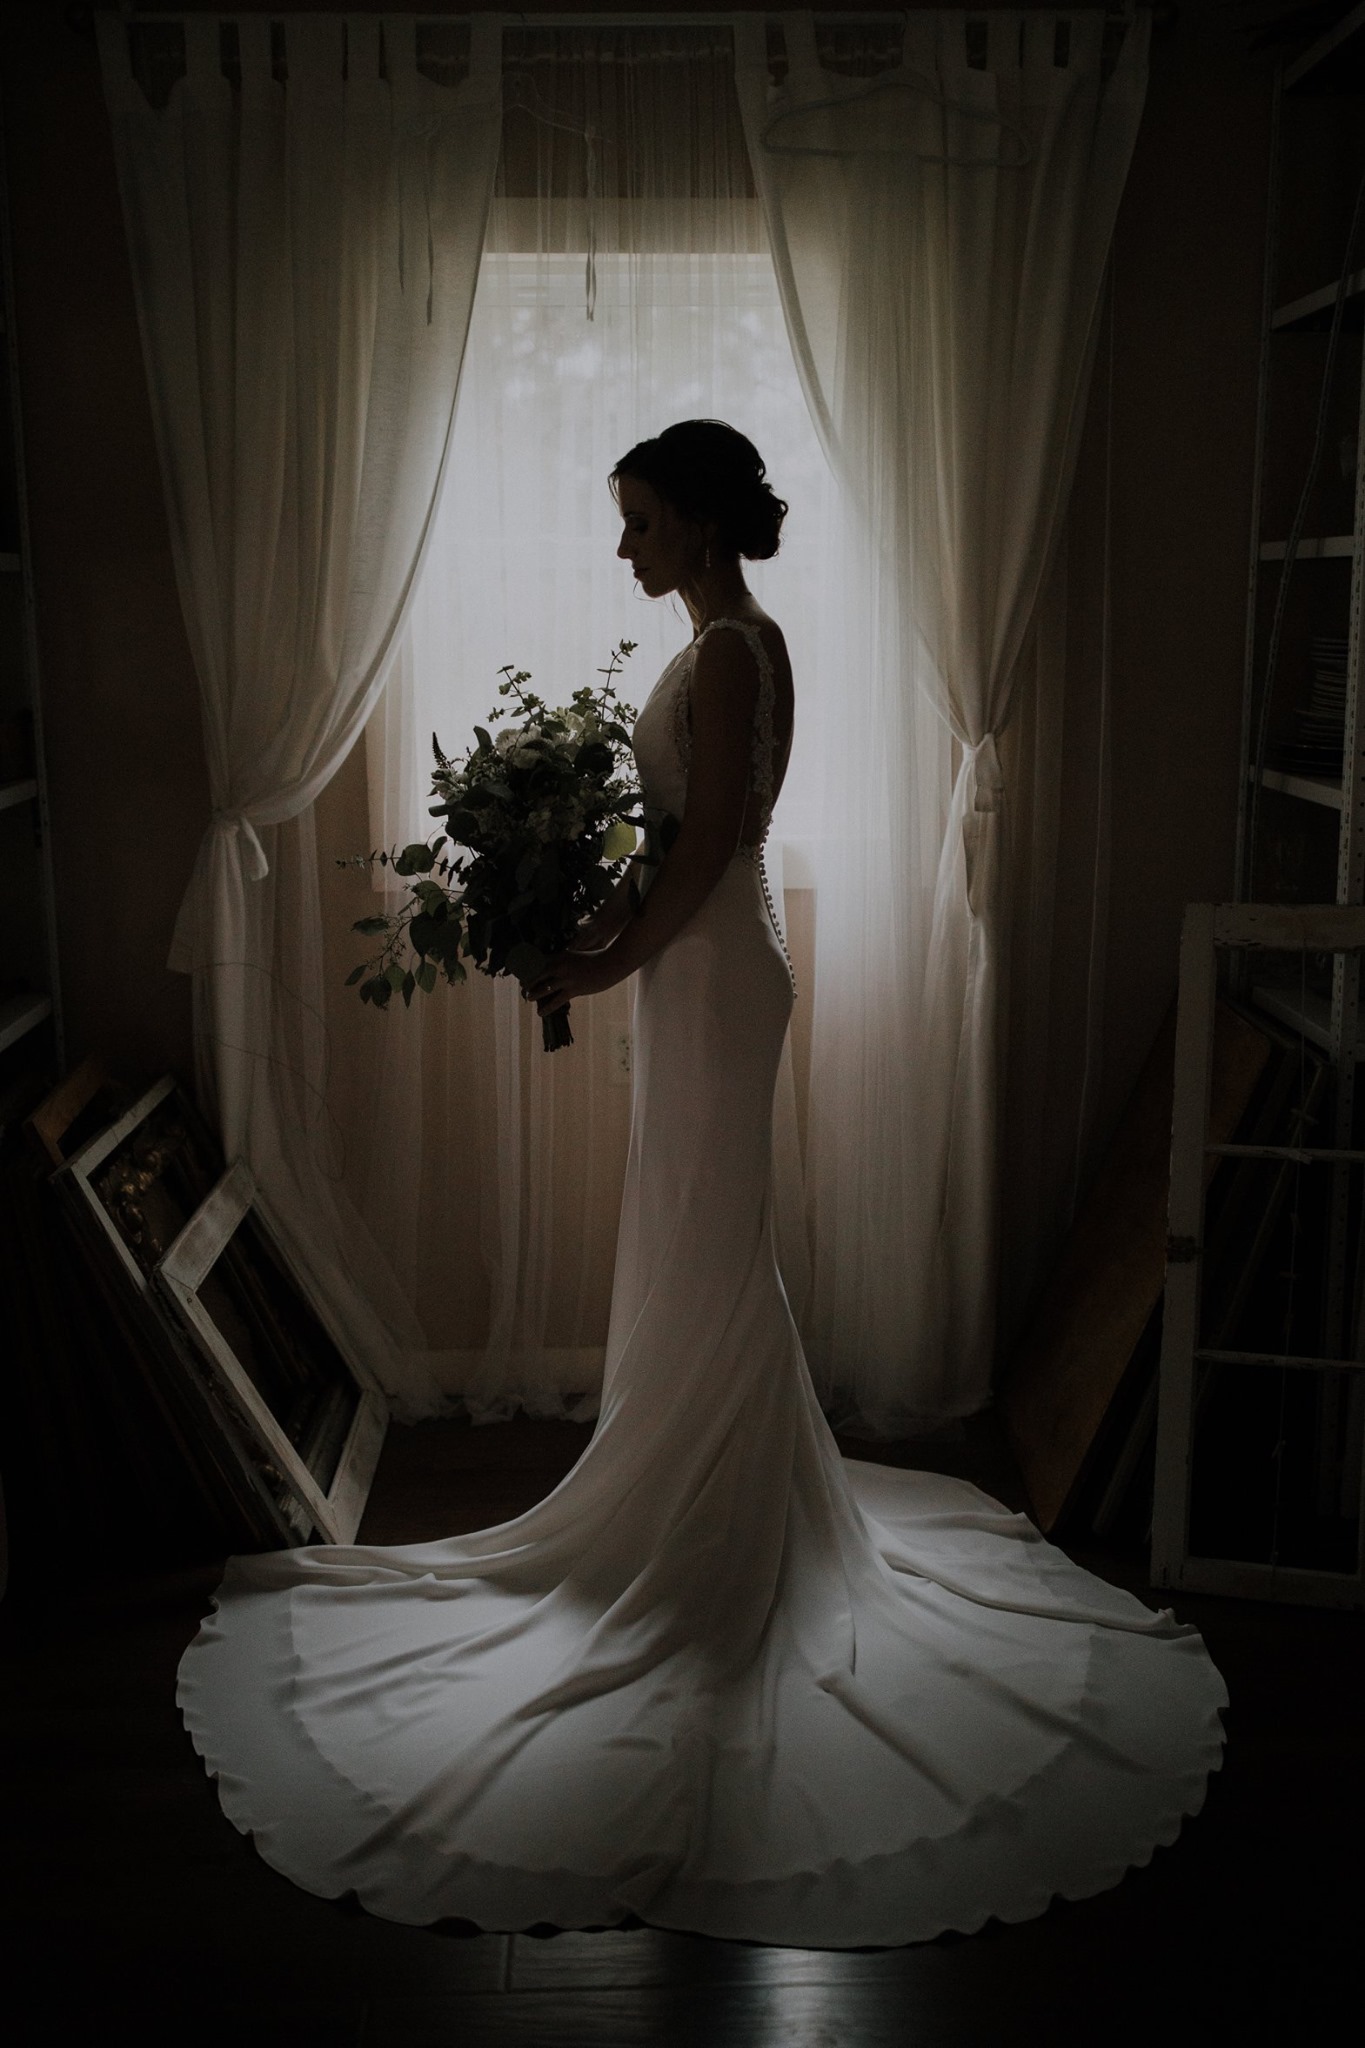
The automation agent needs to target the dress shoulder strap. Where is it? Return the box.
[691,618,777,811]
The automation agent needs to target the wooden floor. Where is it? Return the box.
[2,1410,1360,2047]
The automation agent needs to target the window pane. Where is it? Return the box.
[382,249,844,865]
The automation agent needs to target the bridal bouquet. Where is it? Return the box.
[344,642,642,1050]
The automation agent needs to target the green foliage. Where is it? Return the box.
[340,640,643,1049]
[393,841,440,876]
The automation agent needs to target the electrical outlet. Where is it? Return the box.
[611,1028,632,1085]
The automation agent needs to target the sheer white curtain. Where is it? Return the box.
[97,14,501,1410]
[735,9,1148,1431]
[344,25,844,1419]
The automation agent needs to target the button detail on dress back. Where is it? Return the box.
[691,619,794,996]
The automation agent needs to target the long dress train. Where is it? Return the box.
[177,621,1228,1947]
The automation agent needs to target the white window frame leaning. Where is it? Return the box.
[154,1158,389,1545]
[1153,902,1365,1610]
[54,1075,301,1547]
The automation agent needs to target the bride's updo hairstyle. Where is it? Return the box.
[611,419,788,563]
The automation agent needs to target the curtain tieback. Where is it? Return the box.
[212,807,270,881]
[967,733,1005,814]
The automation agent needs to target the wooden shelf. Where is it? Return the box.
[1285,0,1365,91]
[0,990,51,1055]
[0,776,36,813]
[1249,981,1365,1059]
[1272,268,1365,332]
[0,109,62,1082]
[1259,535,1356,561]
[1253,767,1344,809]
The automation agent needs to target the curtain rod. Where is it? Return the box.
[464,6,1137,17]
[89,7,1143,23]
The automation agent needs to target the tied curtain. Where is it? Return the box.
[96,13,502,1409]
[734,10,1149,1430]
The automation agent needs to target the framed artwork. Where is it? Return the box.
[55,1075,386,1546]
[70,1075,225,1275]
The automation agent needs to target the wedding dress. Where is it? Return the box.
[178,620,1228,1947]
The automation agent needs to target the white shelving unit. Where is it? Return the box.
[1217,3,1365,1598]
[0,99,61,1125]
[1237,11,1365,1083]
[1258,533,1354,560]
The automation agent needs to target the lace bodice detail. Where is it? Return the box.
[631,618,780,856]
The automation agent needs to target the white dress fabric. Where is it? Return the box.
[178,623,1228,1947]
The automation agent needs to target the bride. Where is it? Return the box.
[178,419,1228,1948]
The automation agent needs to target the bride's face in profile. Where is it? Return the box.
[615,476,696,599]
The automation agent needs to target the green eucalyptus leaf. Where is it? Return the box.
[394,842,437,876]
[602,820,637,861]
[428,922,465,967]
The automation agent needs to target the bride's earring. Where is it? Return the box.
[705,542,712,572]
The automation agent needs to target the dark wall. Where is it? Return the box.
[1090,1,1271,1141]
[3,5,205,1086]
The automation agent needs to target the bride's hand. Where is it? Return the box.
[525,947,620,1018]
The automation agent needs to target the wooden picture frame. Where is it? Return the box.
[62,1075,224,1275]
[154,1160,387,1545]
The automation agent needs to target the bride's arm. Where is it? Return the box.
[593,631,758,981]
[527,631,759,1017]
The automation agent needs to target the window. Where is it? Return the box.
[371,243,844,884]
